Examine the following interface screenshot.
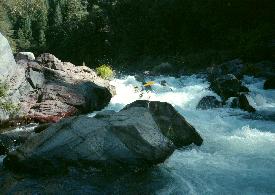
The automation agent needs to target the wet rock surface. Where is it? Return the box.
[231,94,256,113]
[264,77,275,90]
[3,100,203,175]
[210,74,249,101]
[196,96,222,110]
[0,124,36,155]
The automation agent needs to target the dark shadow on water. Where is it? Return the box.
[0,164,175,194]
[242,110,275,122]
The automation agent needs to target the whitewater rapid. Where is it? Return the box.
[94,74,275,194]
[1,74,275,194]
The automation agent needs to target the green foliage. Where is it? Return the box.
[0,82,7,97]
[96,64,113,79]
[1,0,274,68]
[0,82,20,116]
[0,2,15,49]
[0,101,20,114]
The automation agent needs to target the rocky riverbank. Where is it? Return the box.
[0,33,115,130]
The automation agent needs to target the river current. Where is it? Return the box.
[1,74,275,194]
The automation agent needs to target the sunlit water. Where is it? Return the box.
[1,75,275,194]
[93,74,275,194]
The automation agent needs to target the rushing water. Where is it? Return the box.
[94,74,275,194]
[1,74,275,194]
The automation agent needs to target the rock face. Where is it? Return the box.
[0,33,22,123]
[4,100,203,174]
[0,47,114,123]
[196,96,222,110]
[0,32,19,82]
[210,74,248,100]
[264,77,275,89]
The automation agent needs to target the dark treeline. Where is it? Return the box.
[0,0,274,69]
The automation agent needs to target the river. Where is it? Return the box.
[1,74,275,194]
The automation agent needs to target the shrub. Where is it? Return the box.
[96,64,114,80]
[0,82,7,97]
[0,81,20,116]
[0,101,20,114]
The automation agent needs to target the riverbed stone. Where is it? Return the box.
[210,74,248,100]
[264,77,275,90]
[196,96,222,110]
[3,100,203,174]
[231,94,256,113]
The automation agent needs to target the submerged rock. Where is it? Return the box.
[196,96,222,110]
[3,100,203,174]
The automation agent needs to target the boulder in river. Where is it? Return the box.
[231,94,256,113]
[263,77,275,90]
[210,74,248,100]
[3,100,203,174]
[207,59,244,81]
[196,96,222,110]
[241,61,275,79]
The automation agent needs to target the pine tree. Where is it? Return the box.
[64,0,88,31]
[16,18,33,50]
[32,0,48,50]
[54,2,63,27]
[0,2,12,38]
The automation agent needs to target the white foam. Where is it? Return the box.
[103,74,275,193]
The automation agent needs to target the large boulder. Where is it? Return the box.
[3,100,203,174]
[0,48,114,124]
[207,59,275,80]
[210,74,249,100]
[0,32,19,82]
[207,59,244,81]
[231,94,256,113]
[263,77,275,90]
[0,33,24,123]
[196,96,222,110]
[241,61,275,78]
